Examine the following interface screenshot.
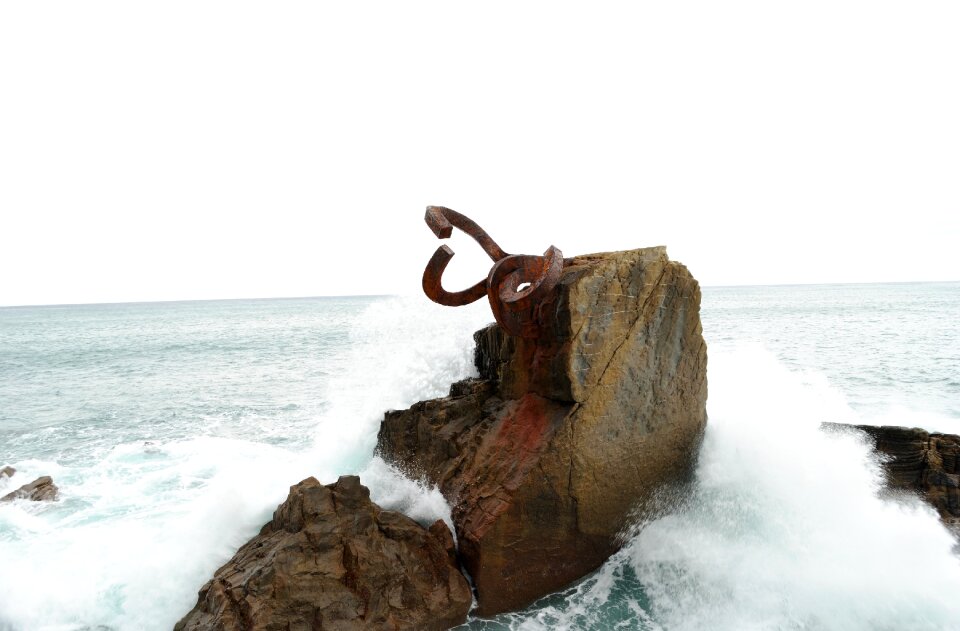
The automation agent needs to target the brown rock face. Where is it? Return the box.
[174,476,472,631]
[0,476,58,502]
[377,247,708,615]
[826,424,960,532]
[0,466,15,479]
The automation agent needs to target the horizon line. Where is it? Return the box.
[1,279,958,309]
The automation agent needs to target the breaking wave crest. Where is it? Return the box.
[483,346,960,631]
[0,297,489,631]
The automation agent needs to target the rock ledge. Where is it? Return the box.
[825,423,960,533]
[0,475,58,502]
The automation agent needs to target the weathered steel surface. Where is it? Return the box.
[421,206,563,338]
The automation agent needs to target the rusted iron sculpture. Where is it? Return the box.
[422,206,563,338]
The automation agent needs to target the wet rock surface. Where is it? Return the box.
[826,423,960,533]
[378,247,708,615]
[174,475,472,631]
[0,466,15,479]
[0,475,58,502]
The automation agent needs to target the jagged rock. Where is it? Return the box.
[378,246,708,615]
[0,476,58,502]
[174,475,472,631]
[825,423,960,532]
[0,466,14,479]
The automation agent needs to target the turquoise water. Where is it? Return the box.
[1,283,959,630]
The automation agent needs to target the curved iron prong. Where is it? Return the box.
[494,246,564,312]
[422,244,490,307]
[486,246,564,337]
[422,206,510,307]
[421,206,565,338]
[425,206,509,262]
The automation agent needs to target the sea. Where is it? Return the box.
[1,282,959,631]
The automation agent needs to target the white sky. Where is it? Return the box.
[1,1,958,306]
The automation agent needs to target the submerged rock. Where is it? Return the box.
[174,475,472,631]
[0,466,14,479]
[378,246,708,615]
[825,423,960,533]
[0,476,58,502]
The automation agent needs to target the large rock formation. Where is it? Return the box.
[825,423,960,532]
[0,475,58,502]
[377,246,708,615]
[175,476,472,631]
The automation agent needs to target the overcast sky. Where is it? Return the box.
[1,1,957,306]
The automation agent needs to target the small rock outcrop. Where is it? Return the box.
[0,475,58,502]
[0,466,14,479]
[174,475,472,631]
[826,423,960,532]
[377,247,708,615]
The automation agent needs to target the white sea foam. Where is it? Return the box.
[2,293,959,630]
[495,345,960,630]
[305,295,490,473]
[0,296,486,631]
[0,438,310,630]
[362,457,454,533]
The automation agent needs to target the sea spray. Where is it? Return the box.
[362,456,455,533]
[0,296,488,631]
[2,286,959,630]
[306,296,490,473]
[483,346,960,630]
[0,438,320,630]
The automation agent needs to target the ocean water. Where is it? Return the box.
[0,282,958,630]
